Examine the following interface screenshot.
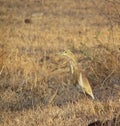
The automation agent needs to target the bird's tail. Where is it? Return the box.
[90,92,95,99]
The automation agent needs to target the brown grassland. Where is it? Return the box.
[0,0,120,126]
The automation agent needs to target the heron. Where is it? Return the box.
[58,50,94,99]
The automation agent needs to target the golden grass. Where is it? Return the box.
[0,0,120,125]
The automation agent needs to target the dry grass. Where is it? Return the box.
[0,0,120,126]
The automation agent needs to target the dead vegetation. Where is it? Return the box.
[0,0,120,126]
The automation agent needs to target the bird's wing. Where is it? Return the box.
[79,73,94,99]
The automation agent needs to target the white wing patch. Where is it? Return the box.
[79,73,84,87]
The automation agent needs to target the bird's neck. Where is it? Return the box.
[69,60,79,85]
[69,60,78,73]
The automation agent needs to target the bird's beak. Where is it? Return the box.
[56,52,65,56]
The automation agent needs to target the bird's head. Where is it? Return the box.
[57,50,78,66]
[58,50,74,58]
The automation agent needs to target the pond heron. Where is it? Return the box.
[59,50,94,99]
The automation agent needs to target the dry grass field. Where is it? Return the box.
[0,0,120,126]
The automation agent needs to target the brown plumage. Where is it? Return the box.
[59,50,94,99]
